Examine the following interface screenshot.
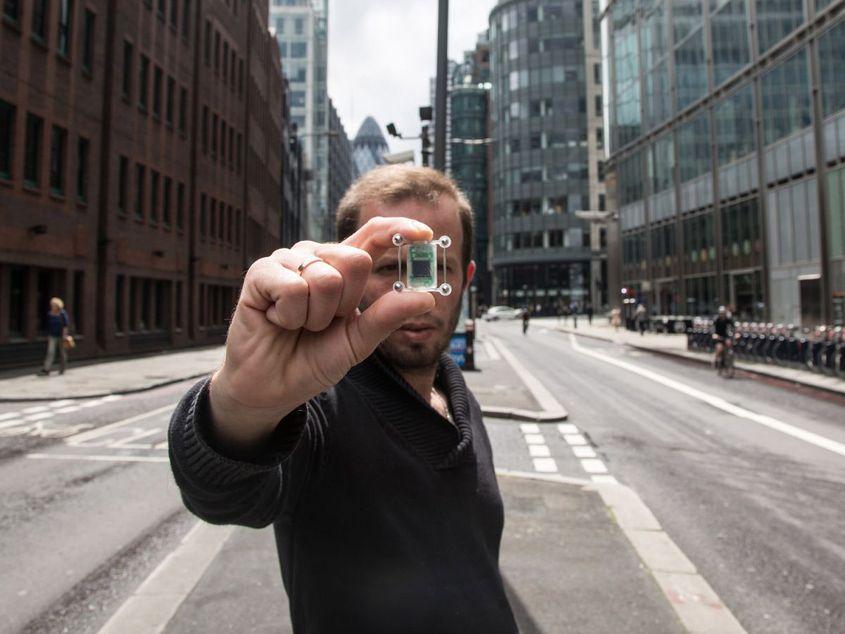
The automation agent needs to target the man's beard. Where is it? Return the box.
[378,297,463,372]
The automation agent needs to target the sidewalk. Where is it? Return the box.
[0,332,567,422]
[0,347,226,402]
[549,317,845,398]
[142,473,714,633]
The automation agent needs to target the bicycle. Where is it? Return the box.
[714,336,735,378]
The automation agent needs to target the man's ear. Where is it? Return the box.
[463,260,476,291]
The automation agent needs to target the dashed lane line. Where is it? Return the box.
[27,453,169,463]
[569,333,845,459]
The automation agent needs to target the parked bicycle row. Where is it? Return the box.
[686,321,845,376]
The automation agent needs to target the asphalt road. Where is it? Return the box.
[481,318,845,634]
[0,320,843,633]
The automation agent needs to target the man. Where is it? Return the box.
[169,165,517,632]
[38,297,70,376]
[712,305,735,366]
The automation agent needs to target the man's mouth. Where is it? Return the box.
[398,322,438,342]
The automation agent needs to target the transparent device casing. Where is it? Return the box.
[391,234,452,296]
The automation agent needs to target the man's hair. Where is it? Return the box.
[336,165,474,271]
[50,297,64,309]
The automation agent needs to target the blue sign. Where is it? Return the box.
[449,333,467,368]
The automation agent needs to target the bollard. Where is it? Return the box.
[464,320,476,371]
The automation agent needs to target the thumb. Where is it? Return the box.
[347,291,436,361]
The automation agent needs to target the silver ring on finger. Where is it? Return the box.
[296,255,324,275]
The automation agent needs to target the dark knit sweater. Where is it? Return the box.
[168,352,518,633]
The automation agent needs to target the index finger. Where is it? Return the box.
[341,216,433,258]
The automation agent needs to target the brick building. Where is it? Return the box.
[0,0,287,369]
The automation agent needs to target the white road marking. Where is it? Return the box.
[100,394,123,402]
[0,418,25,430]
[532,457,558,473]
[80,399,106,408]
[570,333,845,459]
[557,423,579,435]
[54,406,81,414]
[27,453,169,463]
[581,458,608,474]
[591,475,619,485]
[489,336,568,415]
[22,406,49,414]
[529,444,551,457]
[0,412,20,421]
[49,400,74,408]
[523,433,546,445]
[483,340,502,360]
[109,428,164,449]
[97,521,233,634]
[572,445,597,458]
[564,433,587,446]
[65,404,174,445]
[24,411,54,421]
[519,423,540,434]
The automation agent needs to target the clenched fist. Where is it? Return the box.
[208,216,436,452]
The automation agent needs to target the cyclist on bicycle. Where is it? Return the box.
[713,306,735,367]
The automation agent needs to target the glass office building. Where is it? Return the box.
[606,0,845,325]
[489,0,606,314]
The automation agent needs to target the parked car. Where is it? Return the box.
[482,305,525,321]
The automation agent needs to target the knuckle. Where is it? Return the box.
[310,269,343,295]
[293,240,319,251]
[285,276,310,301]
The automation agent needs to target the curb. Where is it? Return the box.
[0,372,212,403]
[557,328,845,399]
[496,469,747,634]
[480,405,568,422]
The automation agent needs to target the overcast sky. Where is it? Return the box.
[327,0,498,155]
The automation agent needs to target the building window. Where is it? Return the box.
[209,198,216,239]
[169,0,177,27]
[290,41,307,58]
[118,155,128,214]
[135,164,145,220]
[819,19,845,118]
[139,55,150,111]
[176,182,185,229]
[3,0,19,23]
[178,86,187,132]
[122,41,133,99]
[295,17,304,34]
[238,59,244,97]
[678,112,711,182]
[181,0,190,40]
[204,20,211,64]
[211,113,218,157]
[163,176,172,226]
[227,205,232,243]
[150,170,159,222]
[57,0,73,57]
[236,133,242,172]
[291,91,306,108]
[220,120,226,161]
[201,105,208,152]
[711,0,749,87]
[235,209,241,246]
[8,266,25,336]
[214,30,220,72]
[223,41,229,83]
[0,99,14,180]
[115,274,125,332]
[760,48,811,146]
[76,136,88,202]
[31,0,48,41]
[200,193,207,236]
[49,125,67,195]
[715,84,756,165]
[157,0,165,21]
[756,0,804,55]
[166,76,175,125]
[82,9,95,73]
[152,66,163,118]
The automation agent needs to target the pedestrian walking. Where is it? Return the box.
[585,301,593,325]
[635,302,648,335]
[168,165,518,632]
[39,297,72,376]
[522,308,530,335]
[570,300,579,329]
[610,307,622,331]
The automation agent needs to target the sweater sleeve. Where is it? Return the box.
[168,376,317,529]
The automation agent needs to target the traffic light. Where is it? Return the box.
[421,124,432,167]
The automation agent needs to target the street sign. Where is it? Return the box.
[449,333,467,368]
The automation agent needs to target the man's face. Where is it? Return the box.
[359,197,474,371]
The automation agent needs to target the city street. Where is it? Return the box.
[0,320,843,632]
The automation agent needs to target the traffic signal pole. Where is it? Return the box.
[434,0,448,171]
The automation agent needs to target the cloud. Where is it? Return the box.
[328,0,497,155]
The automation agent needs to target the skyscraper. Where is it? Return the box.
[352,116,389,176]
[327,99,356,241]
[488,0,606,314]
[270,0,329,241]
[605,0,845,325]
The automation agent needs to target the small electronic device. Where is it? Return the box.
[391,234,452,296]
